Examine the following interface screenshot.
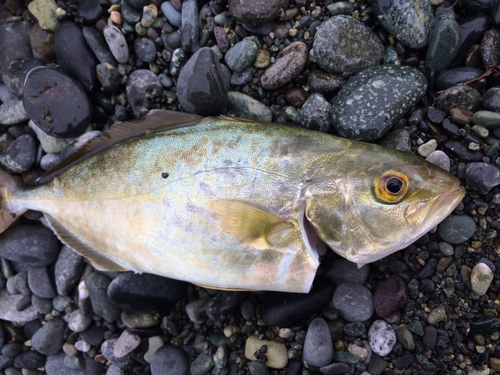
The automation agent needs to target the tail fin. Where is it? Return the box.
[0,169,27,234]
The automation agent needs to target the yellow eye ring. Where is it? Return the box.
[374,171,409,203]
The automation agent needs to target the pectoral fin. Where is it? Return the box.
[44,214,127,272]
[208,200,295,247]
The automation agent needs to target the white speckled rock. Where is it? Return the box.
[368,320,396,356]
[245,335,288,369]
[471,262,494,296]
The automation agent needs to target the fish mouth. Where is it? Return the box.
[427,184,465,222]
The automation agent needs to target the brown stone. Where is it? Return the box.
[373,274,408,318]
[274,24,289,39]
[29,23,55,63]
[261,41,308,90]
[450,108,473,125]
[490,357,500,372]
[437,256,454,273]
[229,0,289,25]
[284,87,310,107]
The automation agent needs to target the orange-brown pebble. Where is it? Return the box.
[284,87,310,107]
[450,108,473,125]
[94,354,106,363]
[110,11,123,25]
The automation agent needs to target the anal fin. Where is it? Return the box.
[44,214,127,272]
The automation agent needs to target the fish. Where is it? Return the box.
[0,110,464,293]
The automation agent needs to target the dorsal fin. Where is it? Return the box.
[37,110,204,185]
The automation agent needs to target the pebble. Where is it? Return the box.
[2,56,43,97]
[226,91,272,122]
[425,18,461,72]
[409,320,424,336]
[417,258,439,279]
[319,362,351,374]
[54,21,98,91]
[435,67,484,90]
[113,330,141,358]
[0,226,59,266]
[144,336,164,363]
[181,0,199,53]
[0,135,36,174]
[177,48,227,116]
[32,295,52,314]
[0,98,29,126]
[40,154,62,171]
[343,322,366,337]
[368,320,397,356]
[45,353,84,375]
[101,338,131,367]
[481,29,500,67]
[84,272,121,322]
[373,275,408,318]
[3,343,23,358]
[122,0,141,24]
[108,272,187,311]
[67,310,92,332]
[13,351,45,369]
[23,67,92,138]
[261,41,308,90]
[103,25,129,64]
[245,335,288,369]
[450,108,473,125]
[54,246,85,296]
[29,121,78,154]
[160,2,181,27]
[396,325,415,350]
[0,289,37,322]
[300,93,331,132]
[27,266,57,299]
[417,139,438,157]
[254,49,270,68]
[248,361,269,375]
[76,0,102,25]
[126,69,163,116]
[190,353,214,375]
[465,162,500,194]
[422,325,437,348]
[303,318,333,367]
[0,22,32,75]
[121,310,157,329]
[332,283,374,322]
[141,4,158,27]
[451,14,490,68]
[261,280,333,327]
[325,259,370,285]
[229,0,288,25]
[427,307,446,325]
[28,0,58,31]
[331,65,427,141]
[473,110,500,128]
[308,70,344,93]
[225,39,258,73]
[426,150,451,172]
[471,263,493,296]
[313,15,383,74]
[150,345,189,375]
[482,87,500,112]
[436,85,481,115]
[134,38,157,62]
[186,298,210,324]
[31,319,65,355]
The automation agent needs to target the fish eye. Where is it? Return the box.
[374,171,409,203]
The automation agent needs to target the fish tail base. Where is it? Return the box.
[0,169,26,234]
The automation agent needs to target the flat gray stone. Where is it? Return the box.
[0,289,37,322]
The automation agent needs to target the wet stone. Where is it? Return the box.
[332,283,374,322]
[483,87,500,112]
[225,39,258,73]
[82,27,118,66]
[261,41,308,90]
[343,322,366,337]
[444,140,484,161]
[422,326,437,348]
[372,0,435,48]
[0,135,36,174]
[300,93,332,132]
[54,21,98,91]
[134,38,157,63]
[29,23,55,63]
[417,257,439,279]
[373,275,408,318]
[0,22,33,75]
[303,318,333,367]
[186,298,210,324]
[436,85,481,114]
[31,319,65,356]
[84,272,121,322]
[103,25,129,64]
[181,0,199,53]
[481,28,500,67]
[76,0,103,25]
[368,320,397,356]
[331,65,427,141]
[396,325,415,350]
[230,67,253,86]
[325,258,369,285]
[3,57,43,97]
[108,272,187,312]
[23,67,92,138]
[435,67,484,91]
[27,266,57,299]
[0,226,59,266]
[438,215,477,245]
[465,162,500,194]
[247,361,268,375]
[473,110,500,128]
[150,345,189,375]
[451,15,491,68]
[177,48,227,116]
[226,91,272,122]
[229,0,289,25]
[308,70,344,93]
[313,15,383,74]
[126,69,163,117]
[426,18,461,72]
[101,338,131,367]
[471,262,493,296]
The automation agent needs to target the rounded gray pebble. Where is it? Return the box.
[326,258,370,285]
[332,283,374,322]
[438,215,476,244]
[303,317,333,367]
[31,319,65,355]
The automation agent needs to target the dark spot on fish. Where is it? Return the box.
[161,172,169,179]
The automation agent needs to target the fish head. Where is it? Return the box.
[304,144,465,265]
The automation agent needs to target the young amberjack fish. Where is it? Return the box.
[0,110,464,293]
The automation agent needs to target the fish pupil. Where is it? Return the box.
[386,177,403,194]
